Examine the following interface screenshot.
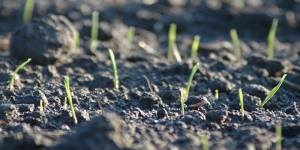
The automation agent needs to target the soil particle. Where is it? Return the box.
[139,92,163,110]
[9,14,77,65]
[206,110,228,124]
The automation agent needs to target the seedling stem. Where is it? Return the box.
[108,49,119,89]
[9,58,31,90]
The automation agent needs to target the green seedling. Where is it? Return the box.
[276,120,282,150]
[9,58,31,90]
[230,29,241,57]
[260,74,287,108]
[126,26,135,51]
[238,88,244,121]
[23,0,35,23]
[185,63,200,98]
[40,100,43,112]
[90,11,99,51]
[180,88,185,115]
[108,49,119,89]
[268,18,278,60]
[167,23,177,61]
[191,35,201,59]
[64,76,78,125]
[200,133,210,150]
[73,31,80,55]
[215,89,219,100]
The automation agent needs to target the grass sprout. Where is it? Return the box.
[260,74,287,108]
[276,120,282,150]
[73,31,80,55]
[40,100,43,112]
[268,18,278,60]
[64,76,78,125]
[180,88,186,115]
[172,43,182,63]
[191,35,201,59]
[185,63,200,98]
[108,49,119,89]
[23,0,35,23]
[167,23,177,61]
[230,29,241,57]
[9,58,31,90]
[215,89,219,100]
[200,133,210,150]
[238,88,244,121]
[90,11,99,51]
[126,26,135,51]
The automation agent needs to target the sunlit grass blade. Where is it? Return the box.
[191,35,201,59]
[23,0,35,23]
[185,63,200,98]
[90,11,99,51]
[108,49,119,89]
[73,31,80,55]
[64,76,78,124]
[126,26,135,51]
[167,23,177,61]
[276,120,282,150]
[180,88,185,115]
[238,88,244,121]
[230,29,241,57]
[267,18,278,60]
[215,89,219,100]
[260,74,287,108]
[200,133,210,150]
[9,58,31,90]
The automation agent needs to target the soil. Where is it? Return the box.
[1,0,300,150]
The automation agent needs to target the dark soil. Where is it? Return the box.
[1,0,300,150]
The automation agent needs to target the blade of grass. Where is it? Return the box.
[23,0,36,23]
[200,133,210,150]
[276,120,282,150]
[126,26,135,52]
[238,88,244,121]
[260,74,287,108]
[90,11,99,51]
[73,31,80,55]
[167,23,177,61]
[191,35,201,59]
[230,29,241,57]
[267,18,278,60]
[180,88,185,115]
[215,89,219,100]
[108,49,119,89]
[64,76,78,124]
[9,58,31,90]
[185,63,200,99]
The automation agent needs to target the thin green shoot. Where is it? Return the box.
[260,74,287,108]
[23,0,36,23]
[9,58,31,90]
[238,88,244,121]
[185,63,200,99]
[267,18,278,60]
[90,11,99,51]
[191,35,201,59]
[39,100,43,112]
[172,43,182,63]
[230,29,241,57]
[167,23,177,61]
[64,76,78,125]
[180,88,185,115]
[108,49,119,89]
[215,89,219,100]
[276,120,282,150]
[200,133,210,150]
[126,26,135,51]
[73,31,80,55]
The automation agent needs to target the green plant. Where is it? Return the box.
[23,0,35,23]
[268,18,278,60]
[90,11,99,51]
[180,88,185,115]
[108,49,119,89]
[238,88,244,121]
[64,76,78,124]
[276,120,282,150]
[191,35,201,59]
[39,100,43,112]
[73,31,80,55]
[167,23,177,61]
[185,63,200,98]
[200,133,210,150]
[9,58,31,90]
[126,26,135,51]
[215,89,219,100]
[260,74,287,108]
[230,29,241,57]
